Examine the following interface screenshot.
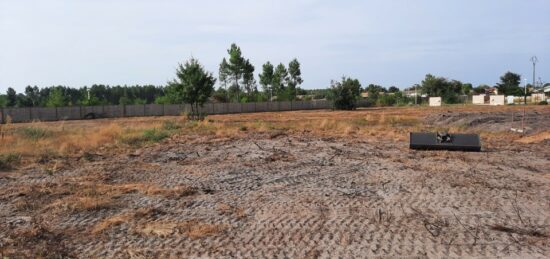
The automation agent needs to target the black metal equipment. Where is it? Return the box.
[409,132,481,152]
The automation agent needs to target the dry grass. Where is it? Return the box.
[217,203,247,218]
[1,105,547,170]
[134,220,227,239]
[516,130,550,144]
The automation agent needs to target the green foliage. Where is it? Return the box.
[287,59,303,100]
[538,101,548,105]
[496,72,523,96]
[25,86,40,106]
[18,127,52,140]
[0,95,7,108]
[473,84,489,94]
[212,88,229,103]
[377,94,396,106]
[46,88,68,107]
[273,63,289,100]
[328,77,362,110]
[120,129,170,146]
[6,87,17,107]
[259,62,275,100]
[461,83,473,95]
[388,86,400,93]
[143,129,169,142]
[0,152,21,170]
[168,58,216,120]
[365,84,386,102]
[420,74,462,104]
[219,43,256,101]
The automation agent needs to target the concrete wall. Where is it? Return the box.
[472,95,485,105]
[489,95,505,106]
[0,100,344,124]
[532,93,545,103]
[429,97,442,107]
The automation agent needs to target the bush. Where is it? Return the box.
[0,153,21,170]
[328,77,362,110]
[377,95,397,106]
[538,101,548,105]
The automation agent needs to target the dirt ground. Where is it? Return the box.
[1,106,549,258]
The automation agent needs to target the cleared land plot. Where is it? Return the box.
[1,106,549,258]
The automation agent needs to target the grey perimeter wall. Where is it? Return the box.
[0,100,370,124]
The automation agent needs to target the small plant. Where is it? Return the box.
[143,129,169,142]
[163,121,181,131]
[120,129,170,146]
[18,127,52,140]
[538,101,548,105]
[0,152,21,170]
[239,126,248,131]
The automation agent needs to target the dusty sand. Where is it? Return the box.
[1,107,549,258]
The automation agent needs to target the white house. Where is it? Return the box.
[429,97,442,106]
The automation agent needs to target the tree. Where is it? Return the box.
[212,87,229,103]
[167,58,216,120]
[461,83,473,95]
[6,88,16,107]
[0,95,7,108]
[496,72,523,96]
[328,77,362,110]
[218,58,230,101]
[473,84,489,94]
[388,86,400,93]
[259,62,274,101]
[272,63,288,100]
[46,87,67,107]
[242,60,256,101]
[218,43,254,102]
[420,74,462,104]
[365,84,386,102]
[25,86,40,106]
[287,58,303,100]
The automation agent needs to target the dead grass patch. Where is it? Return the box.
[217,203,246,218]
[134,220,227,239]
[515,130,550,144]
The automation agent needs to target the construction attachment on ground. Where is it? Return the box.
[409,132,481,152]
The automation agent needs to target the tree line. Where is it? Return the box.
[1,43,546,110]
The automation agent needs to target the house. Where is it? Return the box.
[485,87,498,95]
[403,89,418,98]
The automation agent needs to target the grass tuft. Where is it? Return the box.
[0,152,21,170]
[18,127,52,140]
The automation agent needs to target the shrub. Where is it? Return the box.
[538,101,548,105]
[18,127,52,140]
[142,129,169,142]
[0,153,21,170]
[328,77,362,110]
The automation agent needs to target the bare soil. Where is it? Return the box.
[1,107,549,258]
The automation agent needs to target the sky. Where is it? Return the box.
[1,0,549,93]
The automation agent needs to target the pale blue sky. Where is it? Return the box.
[1,0,549,93]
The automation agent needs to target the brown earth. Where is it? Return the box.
[0,106,549,258]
